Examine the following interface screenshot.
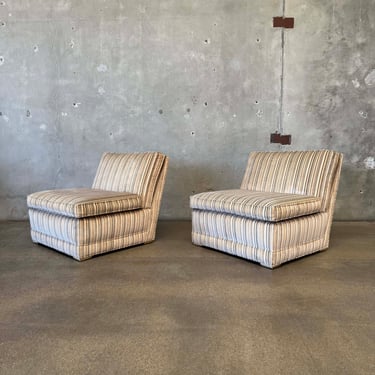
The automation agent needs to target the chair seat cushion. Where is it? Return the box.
[190,189,323,222]
[27,188,142,218]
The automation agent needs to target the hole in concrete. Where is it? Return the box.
[186,108,191,112]
[191,131,195,135]
[0,1,6,6]
[255,100,259,104]
[256,38,260,43]
[204,102,208,107]
[359,190,364,194]
[109,132,113,136]
[0,112,2,116]
[0,21,6,27]
[159,109,163,114]
[26,110,31,117]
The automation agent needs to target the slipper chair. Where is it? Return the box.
[190,150,342,268]
[27,152,168,260]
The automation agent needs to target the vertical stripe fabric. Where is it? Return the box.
[192,211,329,268]
[190,189,323,222]
[29,208,152,260]
[241,150,341,211]
[92,152,165,208]
[28,152,169,261]
[27,188,142,218]
[191,150,343,268]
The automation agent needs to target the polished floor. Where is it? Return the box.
[0,221,374,375]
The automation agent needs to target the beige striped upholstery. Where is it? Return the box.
[241,150,341,211]
[28,209,152,260]
[27,152,168,261]
[27,189,142,218]
[190,189,322,222]
[192,212,329,266]
[92,152,165,208]
[191,150,342,268]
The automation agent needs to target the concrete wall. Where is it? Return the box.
[0,0,374,220]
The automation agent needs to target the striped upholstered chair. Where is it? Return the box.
[190,150,342,268]
[27,152,168,260]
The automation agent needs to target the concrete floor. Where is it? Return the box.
[0,221,374,375]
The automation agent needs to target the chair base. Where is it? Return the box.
[31,229,155,261]
[191,210,331,268]
[29,207,156,261]
[192,231,328,269]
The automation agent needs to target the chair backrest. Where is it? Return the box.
[241,150,343,211]
[92,152,167,208]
